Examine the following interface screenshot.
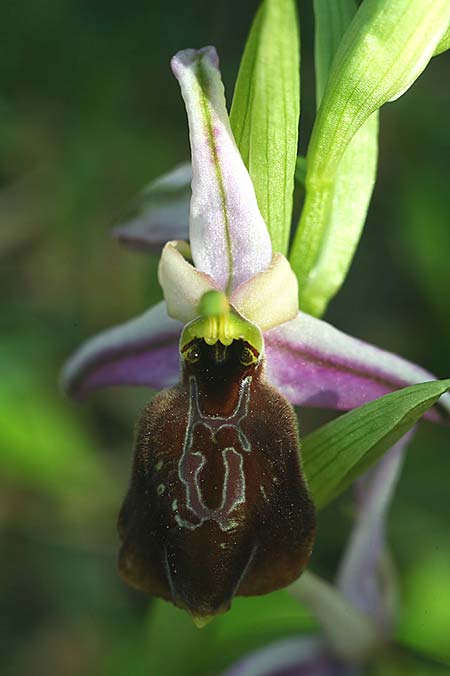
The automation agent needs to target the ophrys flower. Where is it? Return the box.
[62,47,449,628]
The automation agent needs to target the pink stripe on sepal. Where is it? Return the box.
[264,312,450,420]
[61,302,181,399]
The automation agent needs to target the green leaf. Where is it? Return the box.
[302,379,450,509]
[230,0,300,255]
[434,24,450,56]
[313,0,355,104]
[291,0,379,317]
[290,0,450,315]
[306,0,450,183]
[296,111,379,317]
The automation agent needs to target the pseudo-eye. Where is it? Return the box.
[118,291,316,626]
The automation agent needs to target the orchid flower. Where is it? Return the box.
[62,42,448,417]
[61,0,450,651]
[62,40,445,413]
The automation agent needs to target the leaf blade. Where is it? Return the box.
[313,0,355,104]
[290,0,450,315]
[302,379,450,509]
[292,0,379,317]
[230,0,300,255]
[434,23,450,56]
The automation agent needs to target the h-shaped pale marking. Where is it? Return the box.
[174,375,252,531]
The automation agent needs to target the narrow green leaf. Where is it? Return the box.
[307,0,450,183]
[302,379,450,509]
[434,24,450,56]
[297,111,379,317]
[230,0,300,255]
[290,0,450,315]
[313,0,355,104]
[291,0,379,317]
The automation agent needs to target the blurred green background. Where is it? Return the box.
[1,1,449,674]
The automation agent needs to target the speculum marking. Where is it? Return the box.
[174,376,252,531]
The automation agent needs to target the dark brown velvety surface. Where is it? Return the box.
[118,339,316,621]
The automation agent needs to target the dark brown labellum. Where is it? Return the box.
[118,338,316,625]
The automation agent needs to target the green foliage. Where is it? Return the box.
[434,24,450,56]
[300,110,378,318]
[303,380,450,508]
[313,0,355,104]
[305,0,449,182]
[292,0,379,317]
[290,0,450,316]
[230,0,300,255]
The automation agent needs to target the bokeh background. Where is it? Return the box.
[1,1,449,675]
